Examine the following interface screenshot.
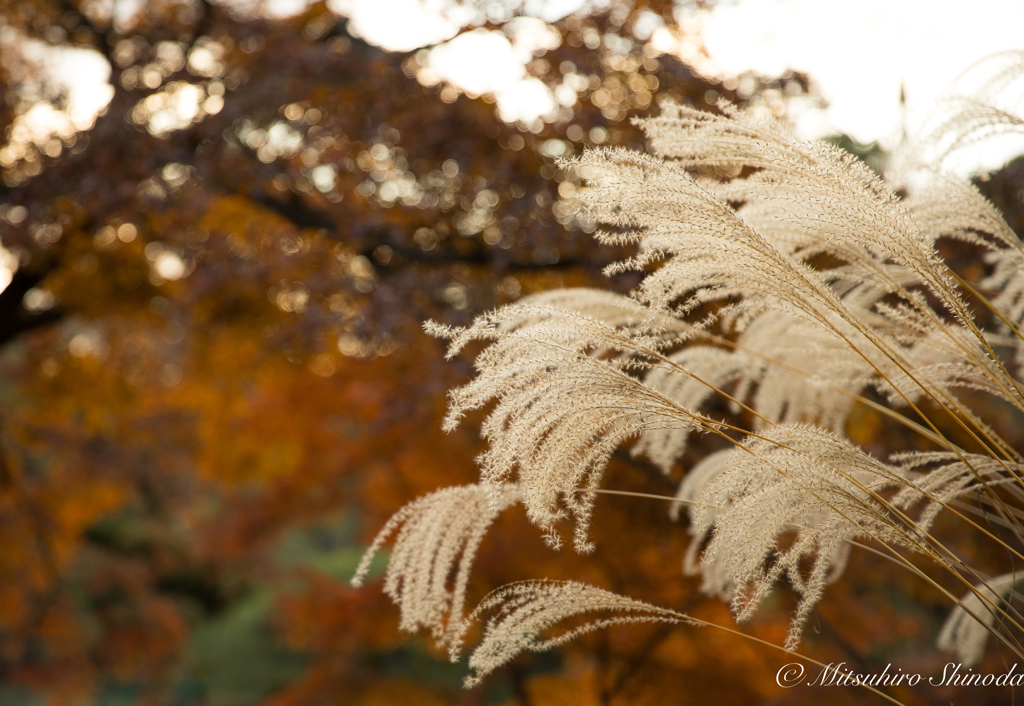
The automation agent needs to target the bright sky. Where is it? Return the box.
[698,0,1024,165]
[328,0,464,51]
[335,0,1024,169]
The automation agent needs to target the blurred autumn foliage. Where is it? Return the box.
[1,1,1022,705]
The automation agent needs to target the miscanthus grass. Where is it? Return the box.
[354,52,1024,696]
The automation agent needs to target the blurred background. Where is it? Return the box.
[1,1,1023,704]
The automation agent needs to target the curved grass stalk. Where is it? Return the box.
[465,578,911,706]
[534,333,1024,599]
[948,267,1024,346]
[579,487,1024,660]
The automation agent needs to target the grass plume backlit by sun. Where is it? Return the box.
[355,51,1024,697]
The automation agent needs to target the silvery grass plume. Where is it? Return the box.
[461,580,693,688]
[351,483,522,654]
[356,52,1024,689]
